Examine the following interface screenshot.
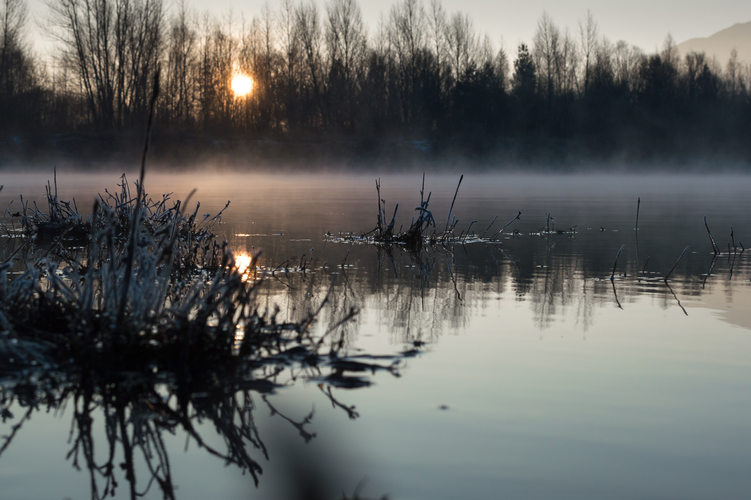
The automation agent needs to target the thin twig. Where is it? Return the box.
[489,212,521,240]
[704,216,719,254]
[611,244,625,281]
[634,197,640,230]
[479,215,498,239]
[664,246,689,281]
[445,175,463,233]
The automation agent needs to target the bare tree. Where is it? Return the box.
[426,0,447,87]
[612,39,641,91]
[0,0,35,97]
[0,0,29,94]
[238,15,268,132]
[477,34,493,67]
[446,11,477,81]
[0,0,41,131]
[389,0,425,60]
[47,0,164,129]
[296,0,327,129]
[214,11,239,126]
[532,11,560,104]
[388,0,427,124]
[662,33,679,66]
[578,9,598,97]
[164,0,197,127]
[326,0,366,79]
[325,0,366,130]
[277,0,300,130]
[725,48,740,97]
[559,28,578,96]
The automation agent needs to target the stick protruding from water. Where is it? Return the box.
[664,245,689,281]
[445,175,463,232]
[704,216,720,254]
[611,244,625,281]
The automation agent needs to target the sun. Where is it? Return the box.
[231,73,253,97]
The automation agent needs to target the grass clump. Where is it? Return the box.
[0,173,373,500]
[329,174,520,250]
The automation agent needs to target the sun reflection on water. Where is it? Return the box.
[234,252,254,276]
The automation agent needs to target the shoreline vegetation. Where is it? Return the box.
[325,174,524,251]
[1,0,750,168]
[0,170,409,500]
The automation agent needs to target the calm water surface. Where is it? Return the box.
[2,171,751,500]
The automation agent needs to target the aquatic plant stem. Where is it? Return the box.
[664,245,689,281]
[641,257,650,274]
[489,212,522,240]
[703,216,720,254]
[445,175,463,232]
[635,197,640,230]
[480,215,498,239]
[118,67,160,326]
[375,179,383,236]
[635,197,641,261]
[611,244,625,281]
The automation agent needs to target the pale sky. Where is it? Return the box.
[27,0,751,55]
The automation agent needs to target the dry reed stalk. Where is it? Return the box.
[611,244,625,281]
[664,246,689,281]
[704,216,720,254]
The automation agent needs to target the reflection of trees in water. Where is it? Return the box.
[0,321,415,499]
[3,237,749,498]
[271,237,751,341]
[0,248,413,499]
[257,245,497,347]
[372,246,479,344]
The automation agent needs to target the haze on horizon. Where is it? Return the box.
[23,0,751,55]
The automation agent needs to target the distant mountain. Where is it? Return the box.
[677,21,751,65]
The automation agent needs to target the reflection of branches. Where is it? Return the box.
[445,251,463,302]
[664,281,688,316]
[319,384,360,420]
[703,255,719,289]
[1,340,416,499]
[263,395,317,443]
[574,278,594,332]
[0,273,422,500]
[611,279,623,310]
[0,405,33,456]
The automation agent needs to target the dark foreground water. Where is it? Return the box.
[2,171,751,500]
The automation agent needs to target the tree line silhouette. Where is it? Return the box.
[1,0,750,162]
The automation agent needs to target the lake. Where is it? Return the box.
[2,171,751,500]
